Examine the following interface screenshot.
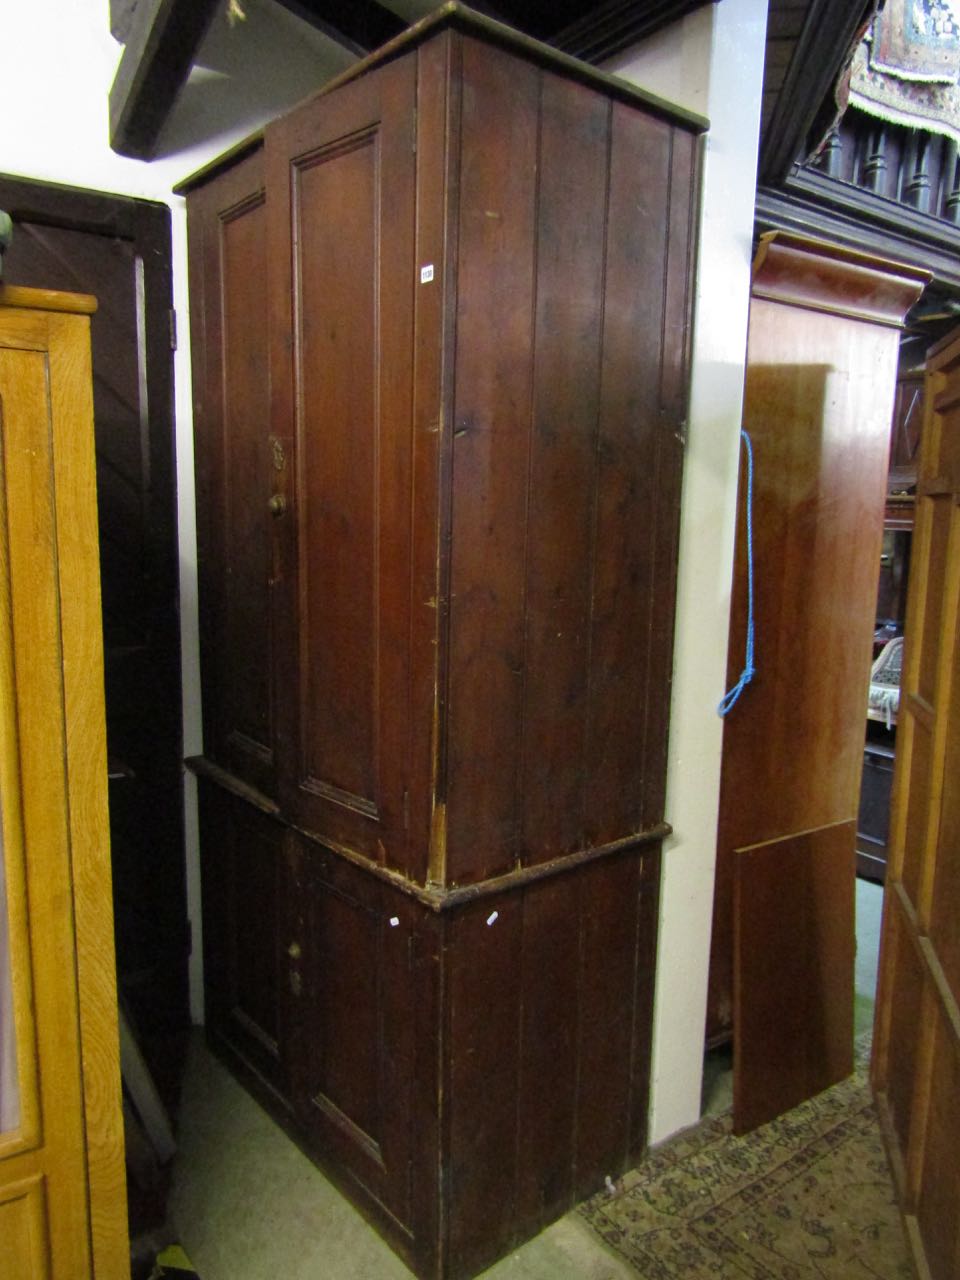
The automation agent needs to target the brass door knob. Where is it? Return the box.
[268,493,287,517]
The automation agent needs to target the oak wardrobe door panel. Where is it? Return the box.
[268,56,420,872]
[188,145,278,798]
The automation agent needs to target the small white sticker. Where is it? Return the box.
[389,916,400,927]
[420,263,435,284]
[486,910,499,927]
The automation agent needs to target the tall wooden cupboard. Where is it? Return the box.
[180,7,704,1276]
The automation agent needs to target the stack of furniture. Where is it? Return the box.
[180,7,704,1275]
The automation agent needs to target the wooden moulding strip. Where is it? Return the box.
[0,285,98,316]
[185,755,667,911]
[751,230,930,329]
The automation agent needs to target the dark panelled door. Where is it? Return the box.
[0,175,187,1049]
[267,56,418,871]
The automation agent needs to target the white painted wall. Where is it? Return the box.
[1,0,766,1145]
[606,0,768,1142]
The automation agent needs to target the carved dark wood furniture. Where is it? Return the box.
[180,8,704,1276]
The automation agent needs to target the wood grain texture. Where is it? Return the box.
[444,36,540,882]
[186,19,700,1277]
[733,822,855,1134]
[873,324,960,1280]
[188,146,277,797]
[0,295,128,1278]
[709,235,924,1047]
[269,54,418,870]
[48,311,130,1278]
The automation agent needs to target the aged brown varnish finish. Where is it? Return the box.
[182,7,703,1276]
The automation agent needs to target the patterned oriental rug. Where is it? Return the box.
[576,1040,912,1279]
[848,0,960,145]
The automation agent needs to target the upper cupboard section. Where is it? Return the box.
[186,16,703,888]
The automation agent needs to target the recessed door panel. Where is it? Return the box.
[270,56,418,869]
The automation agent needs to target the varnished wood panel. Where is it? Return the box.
[270,55,418,869]
[0,1175,49,1280]
[197,780,288,1101]
[444,847,658,1276]
[573,852,646,1198]
[188,146,277,797]
[874,325,960,1280]
[583,106,676,848]
[293,840,417,1229]
[0,296,128,1279]
[914,1011,960,1280]
[709,235,925,1047]
[517,75,607,864]
[444,47,698,884]
[880,904,926,1159]
[733,822,855,1134]
[515,875,581,1227]
[445,38,540,883]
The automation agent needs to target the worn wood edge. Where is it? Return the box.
[295,3,706,130]
[174,0,707,193]
[48,311,130,1276]
[752,231,930,329]
[173,133,265,196]
[0,285,98,315]
[186,755,668,911]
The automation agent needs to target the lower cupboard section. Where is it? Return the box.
[197,776,661,1279]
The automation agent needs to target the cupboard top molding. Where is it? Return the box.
[751,231,931,329]
[174,0,708,197]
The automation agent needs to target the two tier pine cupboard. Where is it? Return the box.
[181,7,705,1276]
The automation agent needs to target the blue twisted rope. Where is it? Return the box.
[718,428,756,717]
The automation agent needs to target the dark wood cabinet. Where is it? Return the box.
[182,7,704,1276]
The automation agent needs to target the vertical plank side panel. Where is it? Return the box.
[444,39,539,884]
[445,895,523,1276]
[628,850,661,1155]
[518,74,608,864]
[515,874,581,1227]
[574,852,641,1199]
[583,108,672,847]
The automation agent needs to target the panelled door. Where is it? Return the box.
[873,324,960,1280]
[268,55,419,872]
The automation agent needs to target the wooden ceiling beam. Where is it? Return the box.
[271,0,406,56]
[759,0,875,185]
[109,0,221,160]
